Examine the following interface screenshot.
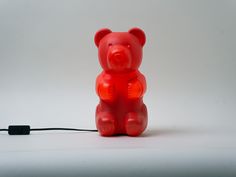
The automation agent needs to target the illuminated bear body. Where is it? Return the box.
[94,28,148,136]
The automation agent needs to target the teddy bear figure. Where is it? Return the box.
[94,28,148,136]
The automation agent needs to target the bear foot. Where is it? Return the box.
[124,112,146,136]
[96,112,116,136]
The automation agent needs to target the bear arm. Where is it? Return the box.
[128,74,146,99]
[96,75,115,101]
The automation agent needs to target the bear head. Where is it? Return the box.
[94,28,146,73]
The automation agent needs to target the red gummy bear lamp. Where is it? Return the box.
[94,28,148,136]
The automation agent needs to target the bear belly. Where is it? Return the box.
[99,75,144,134]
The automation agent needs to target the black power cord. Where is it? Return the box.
[0,125,98,135]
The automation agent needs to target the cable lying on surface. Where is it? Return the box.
[0,125,98,135]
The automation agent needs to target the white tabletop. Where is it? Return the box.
[1,123,236,177]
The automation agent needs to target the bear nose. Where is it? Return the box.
[107,45,131,71]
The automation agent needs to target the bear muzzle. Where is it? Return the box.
[107,45,132,71]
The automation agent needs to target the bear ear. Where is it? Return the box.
[94,28,112,47]
[128,28,146,46]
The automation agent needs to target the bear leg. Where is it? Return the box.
[124,104,148,136]
[96,105,116,136]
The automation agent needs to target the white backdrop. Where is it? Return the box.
[0,0,236,131]
[0,1,236,177]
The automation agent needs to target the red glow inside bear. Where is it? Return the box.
[94,28,148,136]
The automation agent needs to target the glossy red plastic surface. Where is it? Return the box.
[94,28,148,136]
